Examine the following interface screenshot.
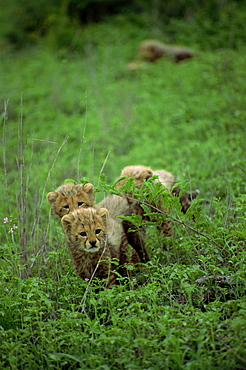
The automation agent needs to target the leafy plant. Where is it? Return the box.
[0,11,246,368]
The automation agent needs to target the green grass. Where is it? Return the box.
[0,15,246,369]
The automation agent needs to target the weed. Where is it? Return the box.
[0,13,246,369]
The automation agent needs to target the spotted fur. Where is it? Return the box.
[117,166,174,248]
[171,186,200,214]
[61,206,139,287]
[117,165,199,249]
[96,194,150,263]
[46,182,94,218]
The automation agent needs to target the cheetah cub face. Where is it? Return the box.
[46,182,94,218]
[61,208,108,253]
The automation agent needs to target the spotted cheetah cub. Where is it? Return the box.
[154,169,200,213]
[117,165,199,249]
[47,182,94,218]
[47,182,148,264]
[117,165,175,243]
[61,207,139,287]
[96,194,150,263]
[117,165,199,216]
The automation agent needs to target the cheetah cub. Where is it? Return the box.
[47,182,94,218]
[96,193,151,263]
[47,182,149,264]
[117,165,199,249]
[117,165,175,245]
[61,207,139,287]
[117,165,199,214]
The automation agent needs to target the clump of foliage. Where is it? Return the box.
[0,9,246,368]
[1,0,246,50]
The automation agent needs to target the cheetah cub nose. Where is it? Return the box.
[89,240,97,248]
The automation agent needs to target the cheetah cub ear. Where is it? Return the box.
[46,191,58,204]
[76,183,94,196]
[61,213,75,231]
[96,208,109,226]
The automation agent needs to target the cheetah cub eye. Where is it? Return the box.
[78,202,84,207]
[63,205,69,210]
[95,229,101,235]
[80,232,87,237]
